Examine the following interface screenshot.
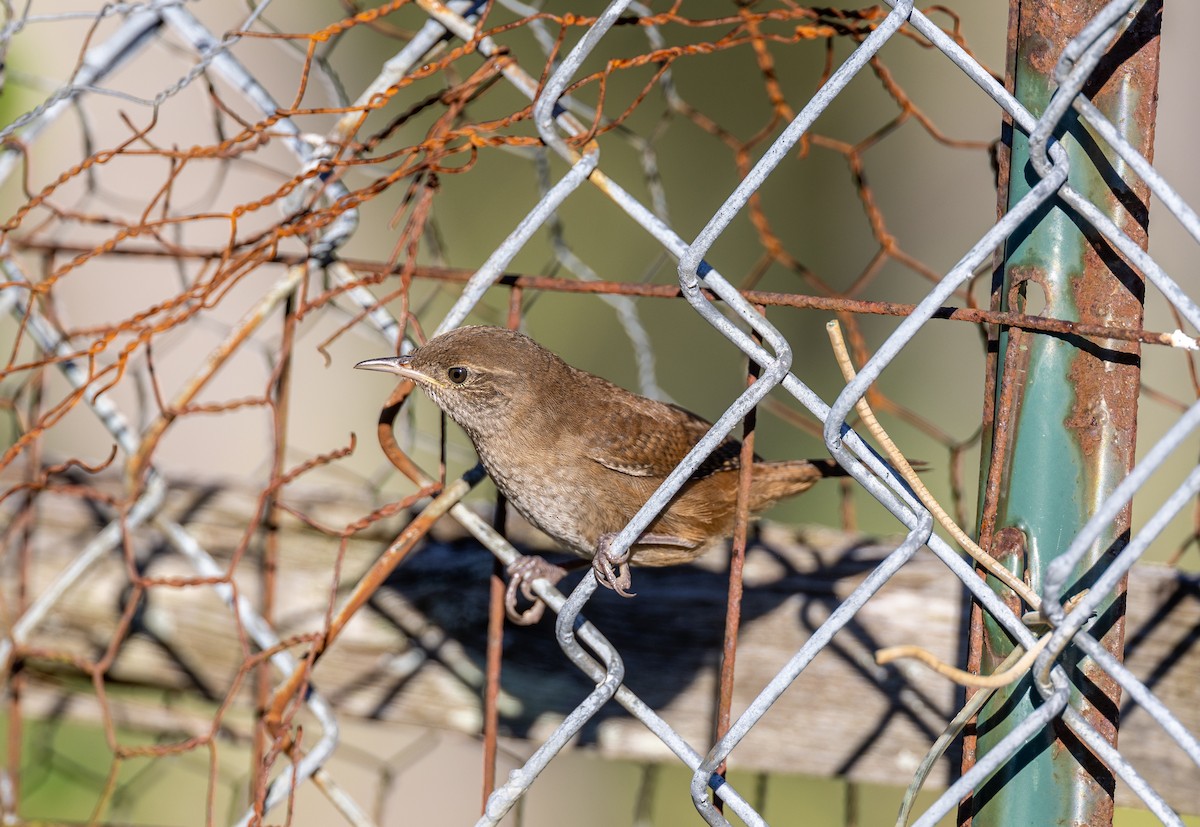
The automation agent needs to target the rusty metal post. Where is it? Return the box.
[965,1,1162,825]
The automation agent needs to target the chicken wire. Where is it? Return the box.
[0,1,1197,826]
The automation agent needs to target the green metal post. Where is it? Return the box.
[963,2,1162,826]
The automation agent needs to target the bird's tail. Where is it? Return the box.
[797,458,851,478]
[746,458,845,512]
[748,456,928,511]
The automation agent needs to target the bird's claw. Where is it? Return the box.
[504,555,568,625]
[593,534,635,597]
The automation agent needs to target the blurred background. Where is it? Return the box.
[0,1,1197,825]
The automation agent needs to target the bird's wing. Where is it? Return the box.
[586,399,746,480]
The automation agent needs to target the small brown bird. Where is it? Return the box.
[356,326,842,614]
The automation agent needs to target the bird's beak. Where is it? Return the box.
[354,355,429,384]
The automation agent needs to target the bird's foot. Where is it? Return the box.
[593,534,635,597]
[504,555,569,625]
[593,532,696,598]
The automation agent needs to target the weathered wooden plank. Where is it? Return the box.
[2,475,1197,811]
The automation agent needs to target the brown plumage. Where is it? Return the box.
[356,326,842,608]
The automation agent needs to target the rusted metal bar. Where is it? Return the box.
[712,307,764,813]
[965,2,1161,825]
[482,503,506,810]
[253,291,296,800]
[4,366,42,821]
[481,286,523,808]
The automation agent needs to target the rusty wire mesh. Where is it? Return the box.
[0,1,1198,825]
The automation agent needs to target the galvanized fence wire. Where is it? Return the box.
[0,0,1198,825]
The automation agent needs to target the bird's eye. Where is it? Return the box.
[447,366,469,384]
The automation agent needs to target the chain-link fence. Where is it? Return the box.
[1,1,1198,825]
